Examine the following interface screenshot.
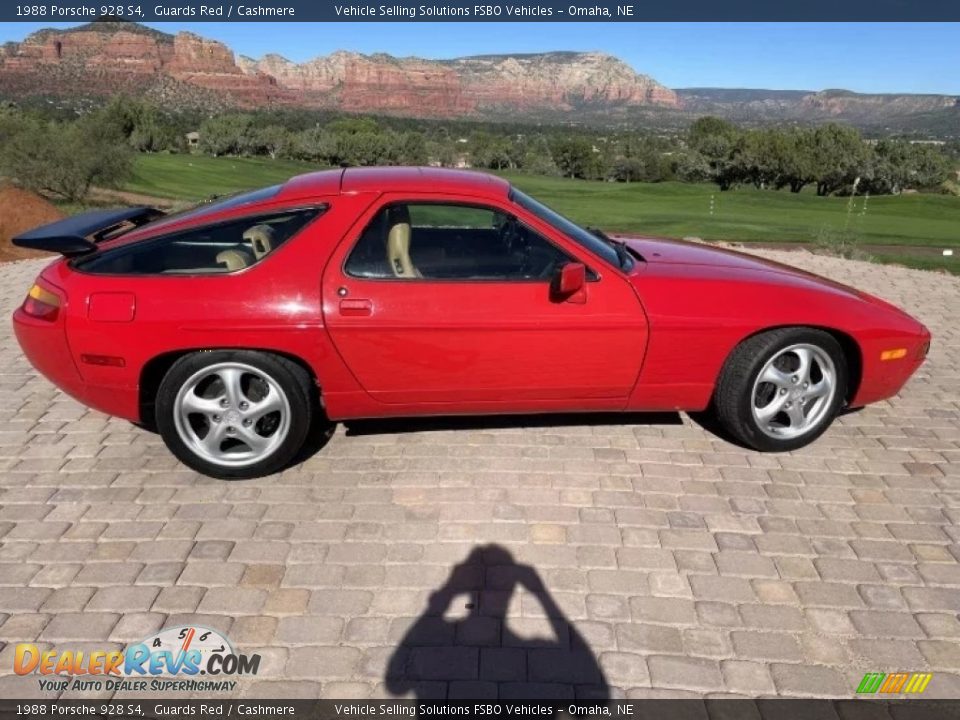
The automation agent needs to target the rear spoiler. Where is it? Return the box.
[12,206,166,257]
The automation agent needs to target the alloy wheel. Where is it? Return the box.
[750,343,837,440]
[172,361,291,468]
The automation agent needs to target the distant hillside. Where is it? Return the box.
[676,88,959,135]
[0,21,956,136]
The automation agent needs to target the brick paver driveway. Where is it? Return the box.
[0,250,957,700]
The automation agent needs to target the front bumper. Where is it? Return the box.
[850,330,930,407]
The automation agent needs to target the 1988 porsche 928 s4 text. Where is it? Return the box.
[12,167,930,479]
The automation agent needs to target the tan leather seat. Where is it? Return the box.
[244,224,276,260]
[215,224,276,272]
[385,206,421,279]
[216,249,254,271]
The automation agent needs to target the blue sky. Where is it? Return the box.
[1,22,957,94]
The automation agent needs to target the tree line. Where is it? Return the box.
[680,117,953,196]
[0,96,955,202]
[192,109,956,196]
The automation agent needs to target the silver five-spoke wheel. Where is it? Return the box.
[750,343,836,440]
[173,362,291,468]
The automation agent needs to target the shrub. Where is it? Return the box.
[812,227,872,261]
[0,117,132,202]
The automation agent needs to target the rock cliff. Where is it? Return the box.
[0,22,679,117]
[1,22,954,134]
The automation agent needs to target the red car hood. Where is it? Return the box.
[617,235,866,298]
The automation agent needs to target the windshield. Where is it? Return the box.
[509,187,628,270]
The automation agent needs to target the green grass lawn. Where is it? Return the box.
[125,153,960,272]
[126,153,316,201]
[503,172,960,249]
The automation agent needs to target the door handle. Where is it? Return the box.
[339,299,372,317]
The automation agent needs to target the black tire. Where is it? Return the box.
[713,327,848,452]
[155,350,315,479]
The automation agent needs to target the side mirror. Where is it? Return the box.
[552,262,586,298]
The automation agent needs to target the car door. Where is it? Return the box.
[321,193,648,411]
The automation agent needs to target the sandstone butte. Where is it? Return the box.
[0,22,681,117]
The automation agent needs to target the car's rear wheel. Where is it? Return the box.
[156,350,314,479]
[714,327,848,451]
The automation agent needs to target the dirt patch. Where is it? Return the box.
[0,185,65,263]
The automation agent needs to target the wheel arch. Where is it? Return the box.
[139,347,320,429]
[727,324,863,404]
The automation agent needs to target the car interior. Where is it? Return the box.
[214,224,276,272]
[346,203,574,281]
[75,210,320,275]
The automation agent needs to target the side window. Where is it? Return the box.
[344,202,575,281]
[76,208,322,275]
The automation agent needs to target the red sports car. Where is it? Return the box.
[12,167,930,479]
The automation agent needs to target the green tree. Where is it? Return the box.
[550,135,602,179]
[100,96,183,152]
[198,114,259,156]
[255,125,294,160]
[335,130,399,166]
[807,123,868,196]
[427,138,457,168]
[396,132,428,165]
[470,131,514,170]
[907,143,951,188]
[773,128,818,194]
[518,135,560,176]
[1,117,132,201]
[731,129,782,189]
[327,117,380,135]
[674,149,712,183]
[942,140,960,164]
[865,139,951,194]
[611,136,670,182]
[0,108,29,145]
[294,126,339,164]
[687,116,741,190]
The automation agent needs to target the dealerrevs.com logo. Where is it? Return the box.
[15,626,260,693]
[856,672,933,695]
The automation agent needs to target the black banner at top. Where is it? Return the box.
[1,0,959,22]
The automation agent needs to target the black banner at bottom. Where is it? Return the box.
[1,700,959,720]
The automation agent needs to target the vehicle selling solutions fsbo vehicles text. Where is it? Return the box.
[334,4,557,17]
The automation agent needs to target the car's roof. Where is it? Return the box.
[278,166,511,203]
[93,167,512,251]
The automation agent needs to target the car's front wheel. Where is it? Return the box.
[714,327,848,451]
[156,350,314,479]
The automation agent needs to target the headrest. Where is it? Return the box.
[243,224,276,259]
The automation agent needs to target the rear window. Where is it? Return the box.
[75,207,322,276]
[141,185,284,235]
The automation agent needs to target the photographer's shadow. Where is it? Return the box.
[385,545,608,701]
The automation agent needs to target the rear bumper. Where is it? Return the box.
[13,308,141,422]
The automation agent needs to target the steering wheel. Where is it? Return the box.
[497,214,521,252]
[495,216,534,277]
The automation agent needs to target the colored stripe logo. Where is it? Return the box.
[857,672,932,694]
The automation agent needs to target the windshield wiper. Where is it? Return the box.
[586,226,612,243]
[587,226,630,268]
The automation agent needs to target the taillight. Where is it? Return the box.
[22,284,61,321]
